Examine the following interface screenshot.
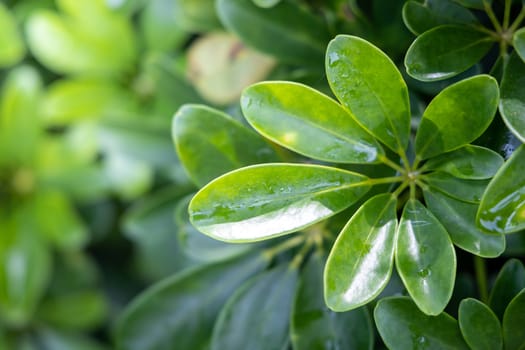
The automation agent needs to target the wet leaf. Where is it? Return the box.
[424,189,505,258]
[291,253,373,350]
[405,25,493,81]
[415,75,499,160]
[325,194,397,311]
[477,145,525,233]
[189,163,370,242]
[0,3,25,67]
[375,297,468,350]
[499,51,525,142]
[395,199,456,315]
[488,259,525,320]
[211,265,297,350]
[502,289,525,350]
[326,35,410,154]
[425,172,489,204]
[458,298,502,350]
[172,104,278,187]
[241,81,384,164]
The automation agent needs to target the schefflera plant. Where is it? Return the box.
[189,34,504,316]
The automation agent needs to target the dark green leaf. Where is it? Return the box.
[499,51,525,142]
[478,144,525,233]
[189,163,370,242]
[211,265,297,350]
[402,0,477,35]
[0,3,25,67]
[396,199,456,315]
[325,194,397,311]
[36,328,107,350]
[241,81,384,164]
[424,189,505,257]
[173,105,278,187]
[502,289,525,350]
[425,172,489,204]
[458,298,502,350]
[115,253,267,350]
[291,253,373,350]
[422,145,504,179]
[415,75,499,159]
[374,297,469,350]
[326,35,411,153]
[217,0,329,67]
[452,0,487,9]
[405,25,493,81]
[489,259,525,320]
[513,27,525,62]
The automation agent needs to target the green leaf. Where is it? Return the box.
[396,199,456,315]
[402,0,477,36]
[478,144,525,233]
[172,104,278,187]
[502,289,525,350]
[423,145,504,179]
[253,0,281,7]
[291,253,373,350]
[172,0,221,32]
[189,163,370,242]
[35,328,107,350]
[0,3,25,67]
[415,75,499,159]
[115,253,267,350]
[424,189,505,257]
[499,51,525,142]
[140,0,188,51]
[217,0,329,67]
[241,81,384,164]
[325,194,397,311]
[374,297,469,350]
[452,0,487,9]
[489,259,525,320]
[211,265,297,350]
[513,27,525,62]
[405,25,493,81]
[326,35,410,153]
[425,172,489,203]
[458,298,503,350]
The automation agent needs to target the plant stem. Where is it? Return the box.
[392,182,408,198]
[503,0,512,30]
[379,154,406,174]
[484,0,503,32]
[366,176,405,186]
[509,6,525,32]
[263,235,305,261]
[474,256,489,303]
[290,240,313,269]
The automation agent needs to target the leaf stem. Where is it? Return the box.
[379,154,406,174]
[366,176,405,186]
[474,255,489,303]
[509,6,525,32]
[484,0,503,32]
[399,148,412,172]
[290,240,314,269]
[392,181,409,198]
[263,235,305,261]
[503,0,512,30]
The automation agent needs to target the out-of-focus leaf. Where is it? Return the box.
[488,259,525,320]
[326,35,410,154]
[458,298,502,350]
[35,328,107,350]
[375,297,468,349]
[172,0,221,32]
[0,3,25,67]
[499,51,525,142]
[241,81,384,164]
[172,104,278,187]
[211,264,297,350]
[253,0,281,7]
[405,25,493,81]
[140,0,188,51]
[478,145,525,233]
[189,163,370,242]
[115,253,267,350]
[217,0,329,67]
[292,252,374,350]
[502,289,525,349]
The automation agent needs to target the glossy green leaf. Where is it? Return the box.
[395,199,456,315]
[402,0,477,35]
[451,0,487,9]
[423,145,504,179]
[325,194,397,311]
[425,172,489,203]
[478,145,525,233]
[489,259,525,320]
[115,253,267,350]
[189,163,370,242]
[326,35,411,153]
[499,51,525,142]
[458,298,502,350]
[424,189,505,257]
[375,297,469,350]
[513,27,525,62]
[241,81,384,164]
[172,104,278,187]
[176,195,252,262]
[502,289,525,350]
[217,0,329,67]
[405,25,493,81]
[291,253,373,350]
[211,265,297,350]
[0,3,25,67]
[415,75,499,159]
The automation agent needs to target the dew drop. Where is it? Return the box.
[418,268,431,278]
[328,52,340,66]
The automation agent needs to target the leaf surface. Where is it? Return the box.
[502,289,525,350]
[488,259,525,320]
[499,51,525,142]
[458,298,502,350]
